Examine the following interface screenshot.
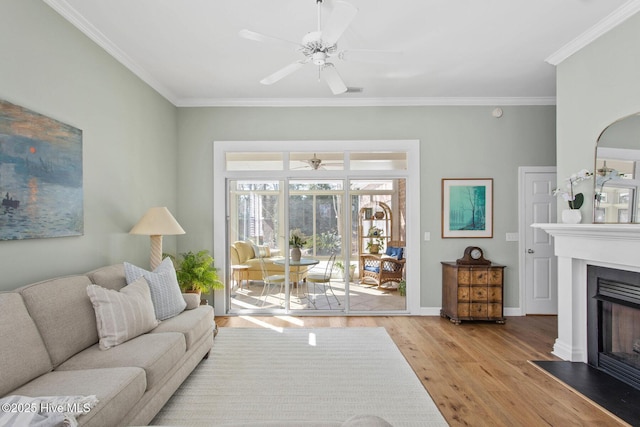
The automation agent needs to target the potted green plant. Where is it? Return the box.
[173,250,224,297]
[366,226,385,254]
[334,260,356,282]
[398,279,406,296]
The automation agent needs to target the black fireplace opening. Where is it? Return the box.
[587,265,640,391]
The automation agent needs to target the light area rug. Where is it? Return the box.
[151,327,448,426]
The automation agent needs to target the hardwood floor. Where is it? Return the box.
[215,315,629,426]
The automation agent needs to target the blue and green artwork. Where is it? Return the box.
[0,99,83,240]
[448,185,486,231]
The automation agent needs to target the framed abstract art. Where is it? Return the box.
[442,178,493,238]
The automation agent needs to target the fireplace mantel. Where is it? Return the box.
[532,223,640,362]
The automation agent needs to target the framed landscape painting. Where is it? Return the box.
[442,178,493,238]
[0,99,83,240]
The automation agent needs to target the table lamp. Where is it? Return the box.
[130,207,185,270]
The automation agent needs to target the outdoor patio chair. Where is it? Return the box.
[258,256,285,307]
[360,241,405,289]
[306,253,340,309]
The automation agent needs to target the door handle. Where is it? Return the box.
[527,249,535,254]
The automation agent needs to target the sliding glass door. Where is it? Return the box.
[219,143,416,315]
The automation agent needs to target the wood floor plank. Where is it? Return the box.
[215,315,627,426]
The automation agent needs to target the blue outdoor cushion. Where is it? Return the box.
[385,246,403,260]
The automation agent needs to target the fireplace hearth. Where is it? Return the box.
[588,265,640,391]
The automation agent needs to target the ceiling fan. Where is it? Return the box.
[239,0,387,95]
[294,153,342,170]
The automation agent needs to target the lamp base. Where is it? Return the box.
[150,235,163,270]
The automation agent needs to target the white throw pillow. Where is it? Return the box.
[87,277,159,350]
[124,258,187,320]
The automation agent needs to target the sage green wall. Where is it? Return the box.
[177,106,556,308]
[556,13,640,220]
[0,0,179,290]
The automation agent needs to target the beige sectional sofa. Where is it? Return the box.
[230,240,308,281]
[0,263,214,427]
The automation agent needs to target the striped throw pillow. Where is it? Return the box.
[87,277,159,350]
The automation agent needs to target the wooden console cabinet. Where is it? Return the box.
[440,262,506,324]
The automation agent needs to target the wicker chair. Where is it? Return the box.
[360,241,405,289]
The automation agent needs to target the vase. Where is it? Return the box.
[561,209,582,224]
[290,247,301,261]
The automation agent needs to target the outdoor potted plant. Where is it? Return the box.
[334,260,356,282]
[366,226,385,254]
[398,279,406,296]
[173,250,224,299]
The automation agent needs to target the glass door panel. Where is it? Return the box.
[228,180,283,312]
[289,180,344,311]
[349,179,407,312]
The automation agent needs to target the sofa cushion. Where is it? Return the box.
[87,277,159,350]
[124,258,187,321]
[18,275,98,368]
[86,264,127,290]
[56,332,186,391]
[252,244,270,258]
[150,305,214,350]
[11,367,146,427]
[183,292,200,309]
[0,293,52,397]
[234,240,255,263]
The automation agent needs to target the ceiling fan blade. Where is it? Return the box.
[322,65,347,95]
[322,1,358,46]
[239,29,300,50]
[337,49,403,64]
[260,60,307,85]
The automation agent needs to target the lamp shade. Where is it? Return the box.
[129,207,185,236]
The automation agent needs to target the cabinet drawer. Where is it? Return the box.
[457,269,471,285]
[457,286,470,302]
[487,287,502,302]
[457,302,470,317]
[488,303,503,318]
[488,269,503,285]
[471,287,487,302]
[470,270,488,285]
[469,303,488,317]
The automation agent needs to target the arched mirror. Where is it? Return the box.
[594,113,640,223]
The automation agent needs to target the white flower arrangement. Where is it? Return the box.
[553,169,593,209]
[289,228,307,248]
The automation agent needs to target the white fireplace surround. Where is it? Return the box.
[532,223,640,362]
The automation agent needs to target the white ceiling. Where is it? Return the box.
[44,0,638,107]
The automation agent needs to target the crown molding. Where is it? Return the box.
[545,0,640,66]
[42,0,180,105]
[175,96,556,108]
[44,0,556,108]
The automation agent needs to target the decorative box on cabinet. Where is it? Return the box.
[440,262,506,325]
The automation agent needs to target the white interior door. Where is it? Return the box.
[521,167,557,314]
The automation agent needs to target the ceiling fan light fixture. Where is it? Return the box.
[312,52,327,65]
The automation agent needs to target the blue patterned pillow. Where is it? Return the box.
[124,258,186,321]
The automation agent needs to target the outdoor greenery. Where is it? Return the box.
[314,229,341,255]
